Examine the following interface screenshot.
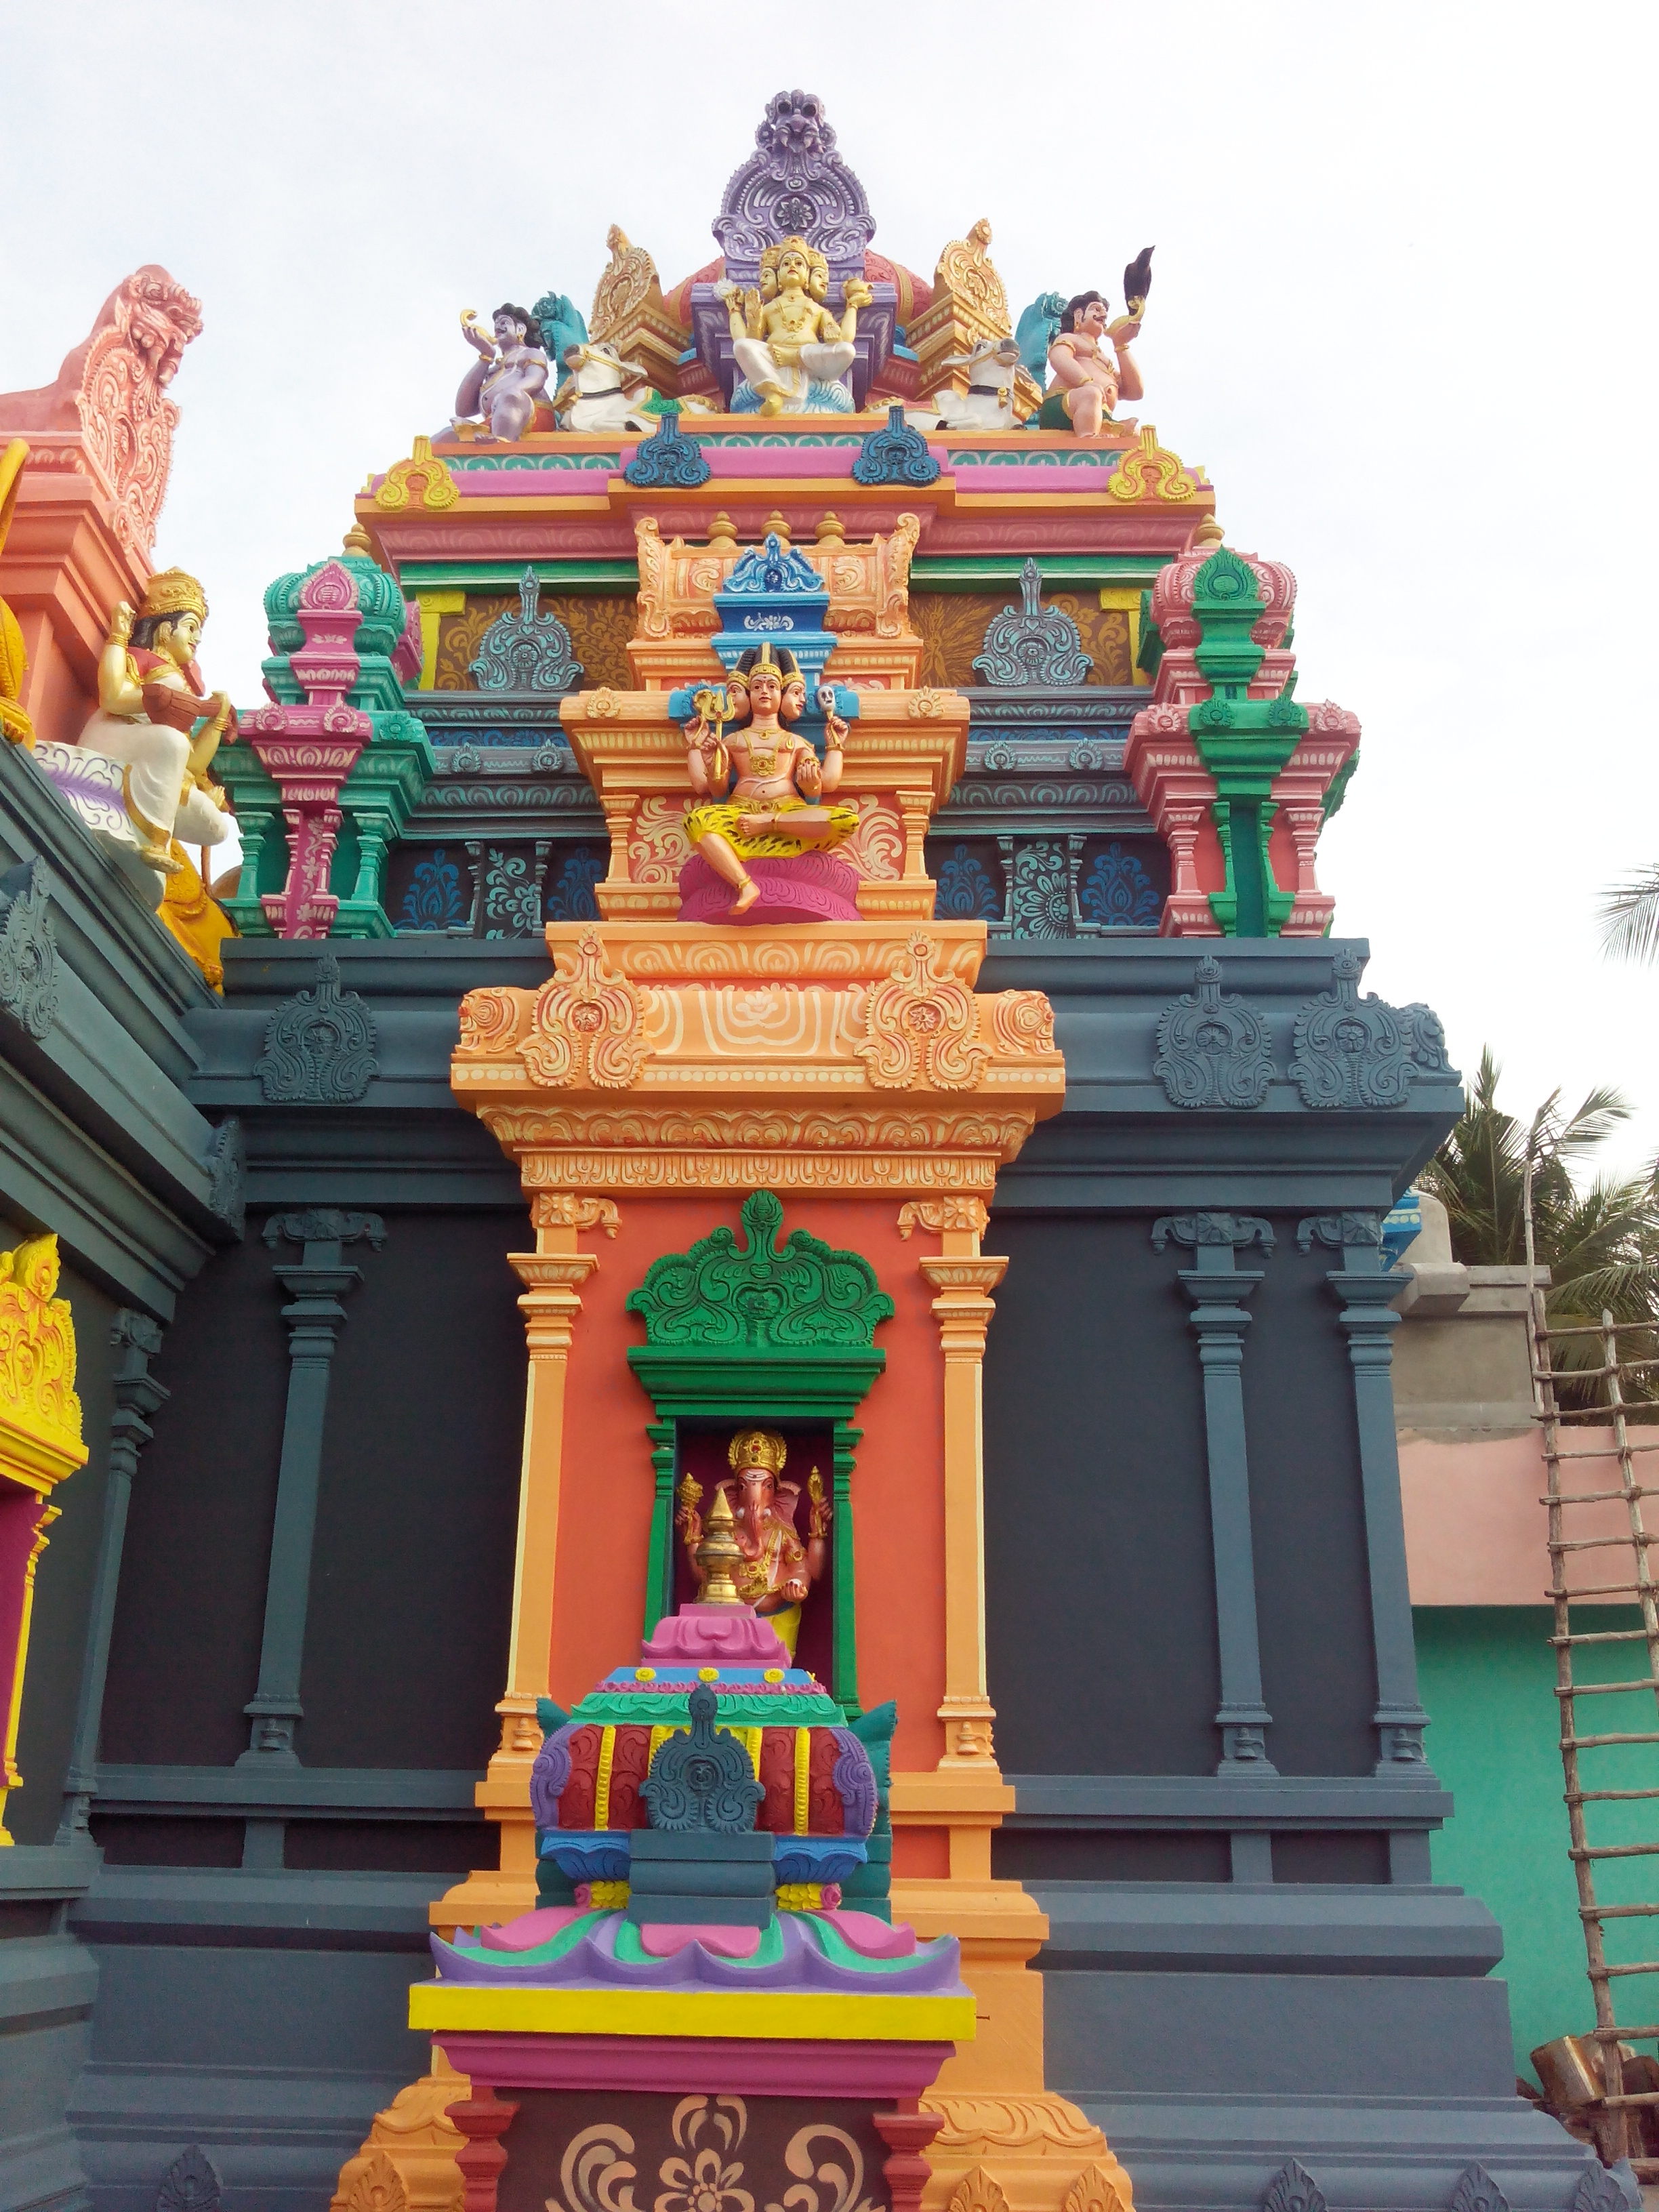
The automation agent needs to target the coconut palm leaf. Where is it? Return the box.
[1599,865,1659,964]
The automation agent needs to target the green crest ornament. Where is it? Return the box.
[626,1189,893,1351]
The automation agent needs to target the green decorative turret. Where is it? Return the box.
[1188,546,1308,938]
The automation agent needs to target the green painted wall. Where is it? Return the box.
[1416,1605,1658,2083]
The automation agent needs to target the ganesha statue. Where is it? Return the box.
[676,1427,830,1658]
[718,236,872,416]
[83,568,235,876]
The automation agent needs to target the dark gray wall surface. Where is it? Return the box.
[983,1214,1221,1778]
[97,1230,288,1769]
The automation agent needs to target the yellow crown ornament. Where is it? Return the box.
[138,569,209,624]
[728,1427,787,1475]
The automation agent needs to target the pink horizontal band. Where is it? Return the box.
[433,2031,954,2097]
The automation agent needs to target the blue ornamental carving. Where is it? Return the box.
[1153,956,1273,1110]
[974,560,1092,686]
[398,851,466,931]
[933,844,1002,922]
[1288,949,1458,1111]
[722,532,824,596]
[731,377,855,416]
[545,844,603,922]
[623,409,711,489]
[1151,1212,1275,1254]
[851,405,940,488]
[640,1681,764,1833]
[468,569,582,694]
[0,858,58,1040]
[253,954,379,1105]
[1079,842,1160,927]
[1007,840,1076,939]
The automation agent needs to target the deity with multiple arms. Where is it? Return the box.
[681,642,858,916]
[716,235,872,417]
[84,568,235,876]
[1046,247,1155,437]
[453,303,550,442]
[676,1427,830,1659]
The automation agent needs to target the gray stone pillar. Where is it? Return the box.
[1152,1212,1277,1775]
[55,1312,169,1844]
[1298,1212,1433,1779]
[237,1208,384,1767]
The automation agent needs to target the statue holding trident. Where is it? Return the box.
[680,643,859,917]
[716,236,873,416]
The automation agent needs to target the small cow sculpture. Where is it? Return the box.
[909,335,1024,432]
[553,341,656,433]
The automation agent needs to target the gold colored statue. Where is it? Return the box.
[86,568,235,876]
[716,237,872,417]
[682,643,858,916]
[676,1427,830,1658]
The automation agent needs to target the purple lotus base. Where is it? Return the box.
[678,853,862,926]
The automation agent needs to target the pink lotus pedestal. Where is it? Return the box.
[677,851,863,926]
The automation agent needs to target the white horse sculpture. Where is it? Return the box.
[553,342,656,432]
[909,336,1024,432]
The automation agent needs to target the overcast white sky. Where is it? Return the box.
[1,3,1652,1172]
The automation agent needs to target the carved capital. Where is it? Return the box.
[508,1251,600,1357]
[532,1193,621,1239]
[898,1197,989,1242]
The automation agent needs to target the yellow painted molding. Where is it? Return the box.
[412,590,466,691]
[407,1982,977,2042]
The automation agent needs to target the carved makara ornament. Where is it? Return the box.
[860,934,988,1091]
[1153,957,1273,1110]
[523,929,646,1090]
[1288,948,1456,1111]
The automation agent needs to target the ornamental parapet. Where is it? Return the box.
[451,918,1063,1195]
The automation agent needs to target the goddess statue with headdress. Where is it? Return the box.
[716,235,872,417]
[680,642,859,917]
[84,568,236,876]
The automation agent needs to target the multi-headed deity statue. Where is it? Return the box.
[85,569,235,876]
[1045,249,1153,436]
[454,303,550,442]
[681,642,858,916]
[716,237,872,416]
[676,1427,830,1658]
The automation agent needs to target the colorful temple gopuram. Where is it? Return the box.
[0,87,1622,2212]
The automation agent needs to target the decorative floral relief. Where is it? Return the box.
[1007,843,1075,939]
[524,930,647,1089]
[840,796,902,881]
[934,844,1002,922]
[546,845,604,922]
[1078,842,1158,928]
[481,848,543,939]
[398,849,467,931]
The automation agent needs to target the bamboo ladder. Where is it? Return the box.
[1532,1179,1659,2168]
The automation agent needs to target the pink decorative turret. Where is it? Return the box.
[247,561,372,939]
[1128,520,1359,938]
